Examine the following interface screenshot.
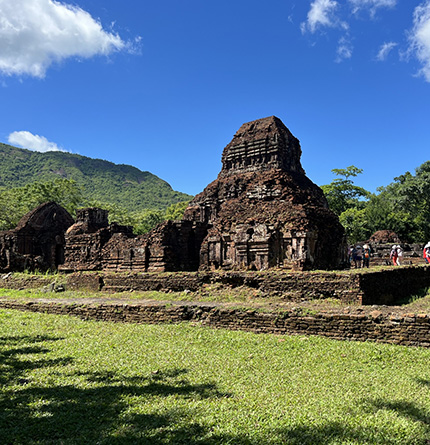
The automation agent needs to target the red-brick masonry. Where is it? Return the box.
[0,298,429,348]
[1,266,430,347]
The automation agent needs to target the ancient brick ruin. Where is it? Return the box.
[58,116,346,272]
[1,117,347,273]
[361,230,424,266]
[0,202,74,272]
[59,208,134,271]
[59,208,208,273]
[184,116,347,270]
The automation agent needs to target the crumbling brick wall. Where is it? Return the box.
[0,202,74,272]
[61,209,209,273]
[101,220,209,272]
[1,299,429,348]
[60,208,134,271]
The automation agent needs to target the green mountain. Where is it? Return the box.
[0,143,192,212]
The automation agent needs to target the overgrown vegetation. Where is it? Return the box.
[322,162,430,244]
[1,309,430,444]
[0,142,192,215]
[0,177,190,234]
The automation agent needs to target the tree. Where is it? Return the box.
[0,178,83,230]
[365,161,430,243]
[164,201,190,221]
[134,210,164,235]
[339,207,368,244]
[321,166,370,216]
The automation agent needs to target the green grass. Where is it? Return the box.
[3,283,430,314]
[1,310,430,444]
[0,284,267,305]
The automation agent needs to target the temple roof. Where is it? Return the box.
[228,116,293,144]
[220,116,305,177]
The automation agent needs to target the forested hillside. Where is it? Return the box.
[0,143,192,212]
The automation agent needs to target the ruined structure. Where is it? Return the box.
[184,116,347,270]
[8,117,346,273]
[361,230,424,266]
[101,220,208,272]
[59,208,134,271]
[60,208,208,273]
[0,202,74,272]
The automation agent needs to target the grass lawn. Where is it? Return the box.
[1,310,430,444]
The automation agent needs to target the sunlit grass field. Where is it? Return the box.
[1,309,430,444]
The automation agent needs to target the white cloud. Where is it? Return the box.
[348,0,396,16]
[408,0,430,82]
[376,41,397,60]
[301,0,398,63]
[8,131,66,152]
[301,0,347,34]
[0,0,131,78]
[336,36,353,62]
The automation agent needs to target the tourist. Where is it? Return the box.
[390,245,398,266]
[362,244,371,268]
[355,245,363,268]
[423,242,430,263]
[348,245,355,268]
[396,245,403,266]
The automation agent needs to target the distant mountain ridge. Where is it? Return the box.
[0,143,192,212]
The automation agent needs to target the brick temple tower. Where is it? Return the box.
[184,116,347,270]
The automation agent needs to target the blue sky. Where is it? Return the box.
[0,0,429,196]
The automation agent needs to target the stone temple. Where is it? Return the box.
[183,116,346,270]
[59,115,346,272]
[0,116,347,273]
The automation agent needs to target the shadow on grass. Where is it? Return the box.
[2,334,430,444]
[0,334,235,444]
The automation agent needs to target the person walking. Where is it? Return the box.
[362,244,371,268]
[396,245,403,266]
[423,242,430,264]
[390,245,398,266]
[355,245,363,268]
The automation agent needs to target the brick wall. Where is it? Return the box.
[3,266,430,305]
[65,266,430,305]
[0,299,429,348]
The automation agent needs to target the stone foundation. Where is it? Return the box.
[3,266,430,305]
[1,299,429,348]
[72,266,430,305]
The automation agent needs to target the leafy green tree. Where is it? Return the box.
[339,207,369,244]
[366,161,430,242]
[0,178,83,230]
[134,210,165,235]
[321,166,370,216]
[21,178,84,216]
[164,201,190,221]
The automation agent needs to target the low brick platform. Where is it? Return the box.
[64,265,430,305]
[2,266,430,348]
[3,266,430,305]
[0,298,429,348]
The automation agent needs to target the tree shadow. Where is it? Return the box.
[416,377,430,388]
[0,334,234,444]
[2,333,430,444]
[0,334,71,386]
